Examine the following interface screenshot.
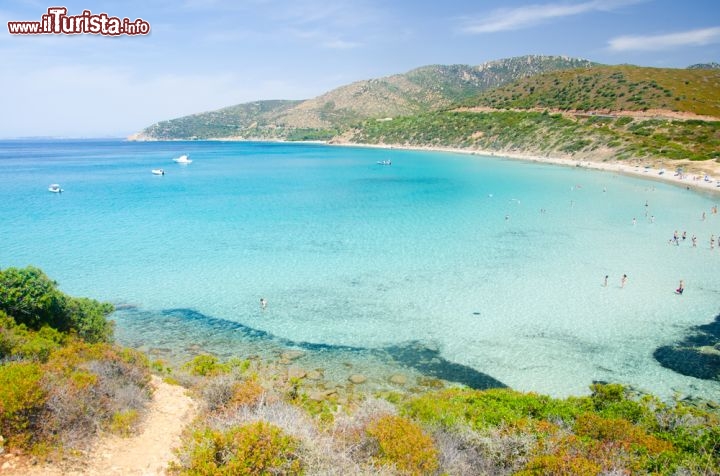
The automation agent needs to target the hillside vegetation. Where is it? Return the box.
[137,100,303,141]
[132,56,596,141]
[463,66,720,117]
[0,266,151,455]
[347,110,720,162]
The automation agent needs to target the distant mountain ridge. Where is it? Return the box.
[131,55,597,140]
[687,62,720,70]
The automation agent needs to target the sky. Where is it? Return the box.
[1,0,719,138]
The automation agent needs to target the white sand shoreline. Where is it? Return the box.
[328,141,720,197]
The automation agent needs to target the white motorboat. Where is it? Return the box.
[173,154,192,164]
[48,184,63,193]
[376,159,392,165]
[152,169,165,175]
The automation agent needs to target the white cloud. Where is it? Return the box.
[460,0,641,34]
[608,26,720,51]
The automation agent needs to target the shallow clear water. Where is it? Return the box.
[1,139,718,399]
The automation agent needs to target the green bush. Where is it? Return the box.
[366,414,439,476]
[0,267,64,330]
[404,388,585,430]
[63,297,114,343]
[184,354,227,377]
[109,409,140,437]
[0,361,46,446]
[175,422,303,475]
[0,266,114,343]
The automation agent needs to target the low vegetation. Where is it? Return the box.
[463,66,720,118]
[2,267,719,475]
[166,352,720,475]
[0,266,151,456]
[349,110,720,162]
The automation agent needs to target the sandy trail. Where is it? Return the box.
[5,376,196,476]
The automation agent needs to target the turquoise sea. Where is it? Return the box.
[1,139,718,399]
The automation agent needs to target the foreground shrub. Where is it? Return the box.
[0,361,46,446]
[0,311,65,362]
[173,421,303,475]
[366,414,439,475]
[0,266,114,343]
[109,409,140,437]
[404,388,584,430]
[575,413,673,455]
[520,450,602,476]
[231,378,265,407]
[0,267,64,330]
[519,413,676,475]
[36,340,151,449]
[184,354,227,377]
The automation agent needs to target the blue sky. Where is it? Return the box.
[1,0,718,138]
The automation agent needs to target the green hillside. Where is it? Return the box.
[348,110,720,162]
[132,56,597,140]
[464,66,720,117]
[135,100,302,141]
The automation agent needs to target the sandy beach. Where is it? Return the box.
[328,140,720,197]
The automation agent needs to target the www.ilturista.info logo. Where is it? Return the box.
[7,7,150,36]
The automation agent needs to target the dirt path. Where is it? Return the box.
[4,376,197,476]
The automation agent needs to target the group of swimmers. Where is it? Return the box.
[603,274,684,295]
[603,274,628,288]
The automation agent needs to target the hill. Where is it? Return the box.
[461,65,720,117]
[131,55,597,140]
[339,64,720,164]
[343,109,720,163]
[132,100,302,141]
[688,62,720,70]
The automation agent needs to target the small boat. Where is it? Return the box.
[48,184,63,193]
[173,154,192,164]
[152,169,165,175]
[376,160,392,165]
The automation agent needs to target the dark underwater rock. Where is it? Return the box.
[654,314,720,381]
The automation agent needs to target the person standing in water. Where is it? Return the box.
[621,274,628,288]
[603,275,608,287]
[260,297,267,310]
[675,280,684,295]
